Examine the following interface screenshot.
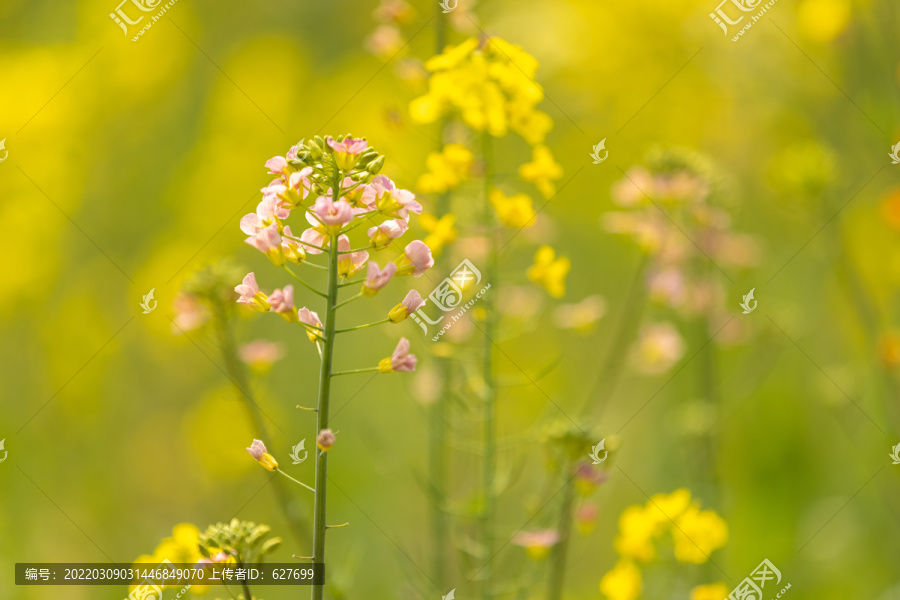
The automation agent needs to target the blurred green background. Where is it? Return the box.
[2,0,900,598]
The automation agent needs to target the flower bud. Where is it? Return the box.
[367,155,385,174]
[246,439,279,472]
[317,429,337,452]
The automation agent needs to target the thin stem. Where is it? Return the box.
[582,255,648,418]
[283,265,327,298]
[341,210,379,233]
[238,559,253,600]
[331,366,381,377]
[276,468,316,493]
[334,292,363,310]
[212,299,310,545]
[334,318,391,334]
[338,244,375,254]
[481,131,497,600]
[546,461,576,600]
[311,166,342,600]
[283,233,328,253]
[338,278,365,288]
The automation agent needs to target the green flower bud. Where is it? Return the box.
[261,537,282,554]
[367,155,385,174]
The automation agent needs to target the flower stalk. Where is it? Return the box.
[310,178,342,600]
[481,131,498,600]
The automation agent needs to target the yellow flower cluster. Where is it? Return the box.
[409,37,553,145]
[528,246,570,298]
[419,212,457,257]
[129,523,216,595]
[600,489,728,600]
[417,143,474,194]
[519,144,563,198]
[490,189,535,229]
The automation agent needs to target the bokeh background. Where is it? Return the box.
[1,0,900,598]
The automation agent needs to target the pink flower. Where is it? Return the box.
[337,235,369,278]
[367,219,408,249]
[395,240,434,277]
[513,530,559,560]
[239,340,286,371]
[281,225,306,264]
[298,307,323,342]
[235,272,269,312]
[240,195,289,236]
[389,289,426,323]
[299,210,329,255]
[268,285,298,322]
[362,261,397,296]
[246,439,268,460]
[327,136,368,171]
[378,337,417,373]
[245,223,284,265]
[633,322,685,374]
[288,166,314,200]
[265,155,288,175]
[327,136,368,155]
[362,175,421,218]
[312,196,354,232]
[171,294,209,332]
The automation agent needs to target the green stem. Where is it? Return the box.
[481,131,497,600]
[311,172,342,600]
[340,211,379,233]
[331,366,381,376]
[546,461,576,600]
[334,292,363,310]
[276,468,316,494]
[212,300,310,545]
[338,244,375,254]
[582,256,648,418]
[338,278,365,288]
[283,265,327,298]
[335,318,391,334]
[283,234,328,253]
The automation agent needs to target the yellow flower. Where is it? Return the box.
[672,504,729,564]
[409,37,554,145]
[420,213,457,257]
[527,245,570,298]
[519,145,563,198]
[490,189,535,229]
[648,488,692,525]
[690,582,730,600]
[128,524,211,594]
[417,144,474,194]
[798,0,850,42]
[599,559,642,600]
[614,505,662,562]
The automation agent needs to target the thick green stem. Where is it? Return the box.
[546,462,576,600]
[481,132,497,600]
[311,174,342,600]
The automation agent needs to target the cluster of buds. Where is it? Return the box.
[197,519,281,562]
